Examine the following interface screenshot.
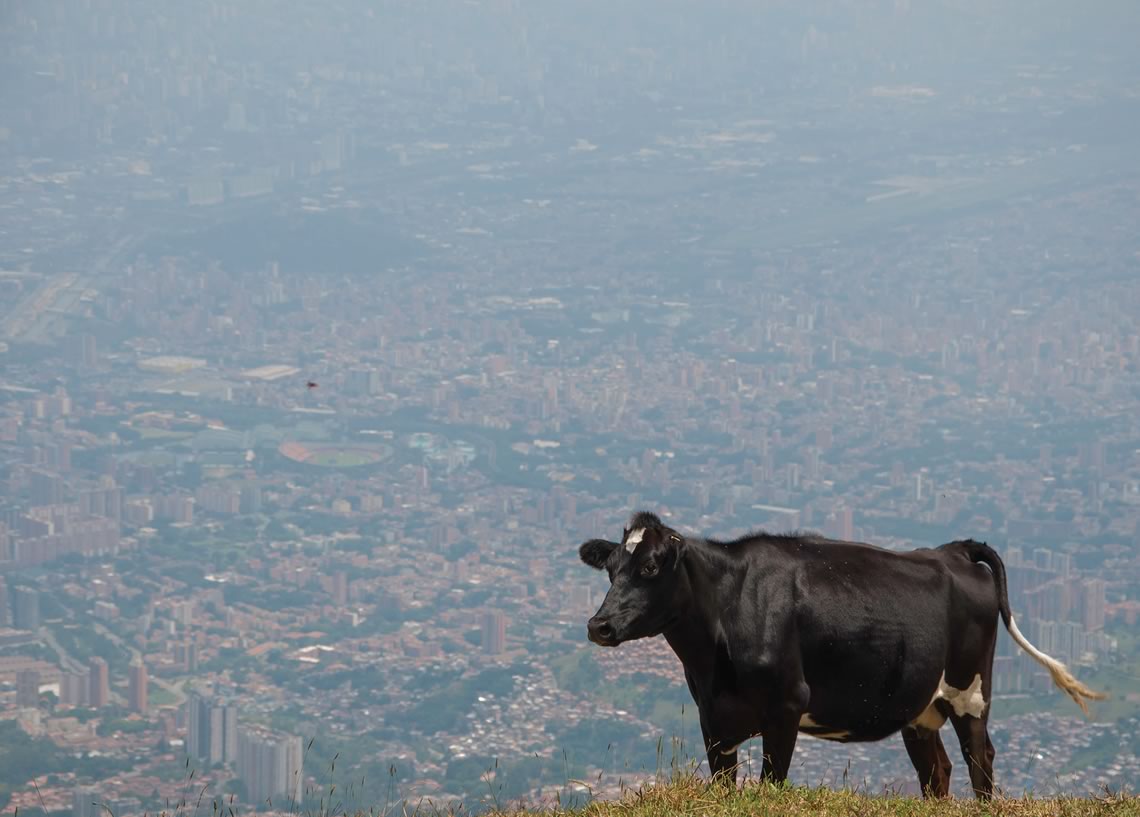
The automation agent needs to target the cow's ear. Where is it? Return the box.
[666,532,686,567]
[579,539,618,570]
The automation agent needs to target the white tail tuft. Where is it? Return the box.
[1006,616,1106,716]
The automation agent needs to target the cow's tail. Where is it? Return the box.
[961,539,1106,716]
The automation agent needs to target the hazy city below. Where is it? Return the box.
[1,0,1138,811]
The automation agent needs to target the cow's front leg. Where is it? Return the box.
[701,722,739,787]
[758,677,808,785]
[707,739,739,786]
[759,709,800,785]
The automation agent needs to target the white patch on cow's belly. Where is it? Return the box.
[798,713,851,740]
[624,528,645,553]
[910,672,987,730]
[911,702,947,731]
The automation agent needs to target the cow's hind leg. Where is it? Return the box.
[901,726,952,798]
[949,714,996,799]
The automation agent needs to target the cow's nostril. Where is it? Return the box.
[588,617,616,643]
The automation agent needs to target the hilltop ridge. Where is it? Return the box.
[474,778,1136,817]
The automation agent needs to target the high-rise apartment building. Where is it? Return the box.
[1082,578,1107,633]
[0,576,10,626]
[61,670,91,707]
[89,657,109,708]
[77,333,98,368]
[835,507,854,541]
[187,691,238,766]
[72,787,139,817]
[236,726,304,805]
[481,610,507,656]
[209,702,239,764]
[12,587,41,630]
[30,469,65,505]
[72,785,100,817]
[128,658,148,714]
[79,478,122,521]
[16,669,40,707]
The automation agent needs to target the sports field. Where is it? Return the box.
[278,441,391,467]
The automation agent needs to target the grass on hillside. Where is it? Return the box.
[76,753,1138,817]
[478,776,1137,817]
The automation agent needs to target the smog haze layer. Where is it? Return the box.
[1,0,1138,811]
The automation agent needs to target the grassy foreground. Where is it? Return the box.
[478,778,1139,817]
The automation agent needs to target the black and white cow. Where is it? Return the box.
[579,511,1104,798]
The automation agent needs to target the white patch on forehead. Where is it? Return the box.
[624,528,645,553]
[909,671,987,731]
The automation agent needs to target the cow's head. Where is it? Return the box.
[578,511,687,647]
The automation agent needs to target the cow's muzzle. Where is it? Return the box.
[587,616,619,647]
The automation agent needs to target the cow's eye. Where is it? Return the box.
[640,562,658,578]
